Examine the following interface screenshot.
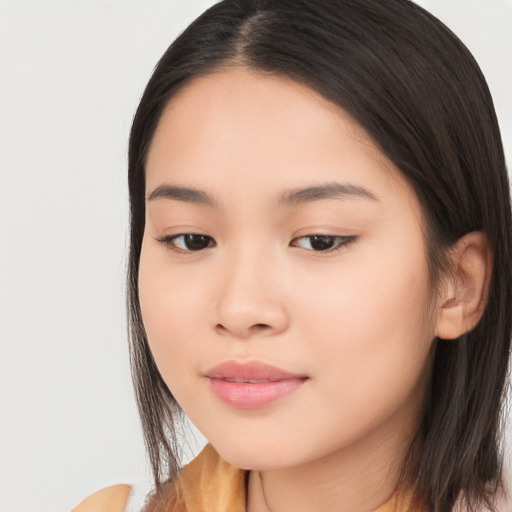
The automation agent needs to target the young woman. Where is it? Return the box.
[74,0,511,510]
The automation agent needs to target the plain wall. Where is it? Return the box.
[0,1,510,511]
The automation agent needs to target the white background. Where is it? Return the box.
[0,1,511,511]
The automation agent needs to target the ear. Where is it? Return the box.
[435,231,493,340]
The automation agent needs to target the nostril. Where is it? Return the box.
[214,322,271,337]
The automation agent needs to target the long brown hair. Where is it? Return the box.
[127,1,512,510]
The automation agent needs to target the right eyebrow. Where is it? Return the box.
[147,184,218,208]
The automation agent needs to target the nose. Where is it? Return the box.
[213,245,289,339]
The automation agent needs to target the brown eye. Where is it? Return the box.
[158,233,215,252]
[292,235,356,252]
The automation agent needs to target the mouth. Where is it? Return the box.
[205,360,308,409]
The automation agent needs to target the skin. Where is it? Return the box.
[139,68,447,511]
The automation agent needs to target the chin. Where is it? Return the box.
[206,431,310,471]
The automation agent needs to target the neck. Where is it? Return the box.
[246,406,419,512]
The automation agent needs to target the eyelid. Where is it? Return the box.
[290,234,357,253]
[155,233,216,253]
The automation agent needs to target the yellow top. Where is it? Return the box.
[73,444,420,512]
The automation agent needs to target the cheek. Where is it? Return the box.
[138,241,209,384]
[299,237,433,336]
[295,236,436,412]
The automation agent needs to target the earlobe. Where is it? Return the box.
[435,232,493,340]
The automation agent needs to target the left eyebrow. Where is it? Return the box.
[276,182,379,206]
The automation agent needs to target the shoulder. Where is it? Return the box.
[72,484,132,512]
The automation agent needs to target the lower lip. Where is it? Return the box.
[208,378,306,409]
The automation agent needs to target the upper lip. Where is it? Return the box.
[205,360,307,382]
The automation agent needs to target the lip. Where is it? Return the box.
[205,360,308,409]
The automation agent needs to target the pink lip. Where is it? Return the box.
[205,361,308,409]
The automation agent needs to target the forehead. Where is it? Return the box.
[149,67,371,162]
[145,67,419,215]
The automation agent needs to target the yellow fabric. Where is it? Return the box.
[171,443,247,512]
[72,445,421,511]
[72,483,131,512]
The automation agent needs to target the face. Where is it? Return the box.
[139,68,440,472]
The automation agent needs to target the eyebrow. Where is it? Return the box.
[276,182,378,206]
[147,184,218,207]
[147,182,378,207]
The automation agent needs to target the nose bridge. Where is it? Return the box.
[214,238,288,338]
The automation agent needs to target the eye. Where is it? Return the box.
[156,233,216,252]
[291,234,356,252]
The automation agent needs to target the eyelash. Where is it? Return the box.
[156,234,215,254]
[155,233,357,255]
